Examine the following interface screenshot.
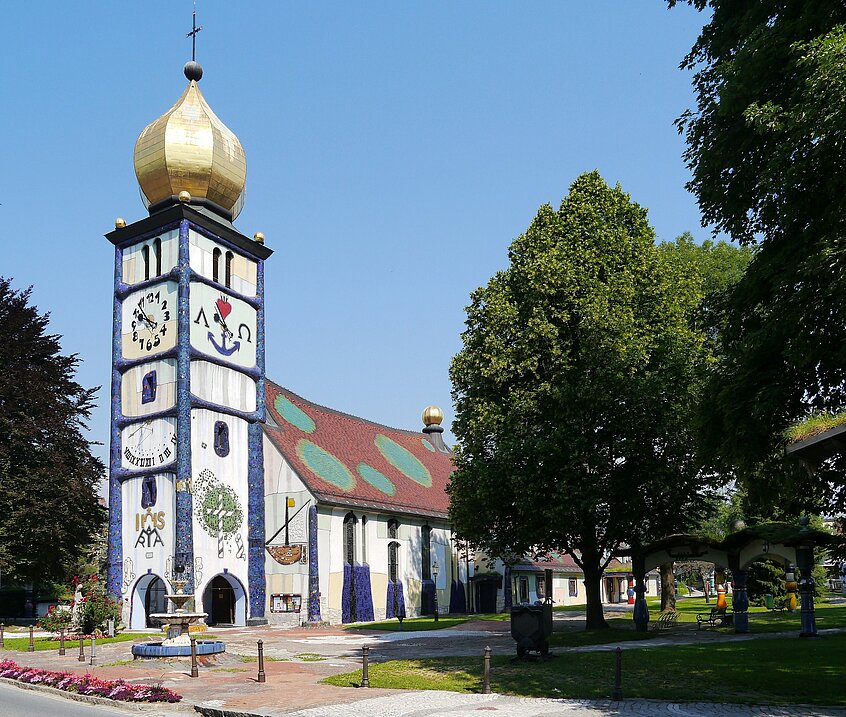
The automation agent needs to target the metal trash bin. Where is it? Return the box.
[764,593,774,610]
[510,602,553,658]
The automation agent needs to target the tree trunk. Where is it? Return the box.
[582,563,609,630]
[660,562,676,612]
[702,572,710,603]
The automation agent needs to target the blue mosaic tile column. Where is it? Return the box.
[247,256,267,624]
[106,245,124,599]
[175,220,195,593]
[307,504,322,621]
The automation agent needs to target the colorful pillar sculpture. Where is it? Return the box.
[715,582,727,611]
[785,568,798,612]
[626,576,635,606]
[732,568,749,633]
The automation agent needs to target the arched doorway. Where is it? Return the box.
[202,573,247,626]
[130,574,167,629]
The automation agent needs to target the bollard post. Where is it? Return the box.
[612,646,623,700]
[89,636,97,666]
[0,623,4,649]
[482,645,492,694]
[28,625,34,652]
[59,628,66,656]
[190,637,198,678]
[257,639,266,683]
[361,645,370,688]
[78,637,85,662]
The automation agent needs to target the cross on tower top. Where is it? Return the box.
[187,2,203,62]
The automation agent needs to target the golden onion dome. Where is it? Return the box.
[422,405,444,427]
[134,62,246,219]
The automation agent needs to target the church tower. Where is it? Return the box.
[106,60,272,627]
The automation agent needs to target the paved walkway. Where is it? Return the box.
[0,617,842,717]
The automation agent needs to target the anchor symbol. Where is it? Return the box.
[208,330,241,356]
[208,296,241,356]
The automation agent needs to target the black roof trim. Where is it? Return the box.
[105,204,273,261]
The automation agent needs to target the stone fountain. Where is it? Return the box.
[132,579,225,659]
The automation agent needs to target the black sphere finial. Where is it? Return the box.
[184,61,203,82]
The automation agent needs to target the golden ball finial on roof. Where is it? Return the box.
[114,217,126,229]
[422,406,444,427]
[253,231,265,244]
[133,62,247,219]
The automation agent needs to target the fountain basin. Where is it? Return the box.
[132,640,225,658]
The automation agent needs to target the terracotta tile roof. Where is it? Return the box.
[263,382,454,519]
[513,551,583,574]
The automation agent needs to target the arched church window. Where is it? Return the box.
[141,475,157,508]
[225,251,234,288]
[343,512,357,565]
[421,524,431,581]
[214,421,230,457]
[153,237,162,276]
[388,541,400,582]
[361,515,368,563]
[212,248,222,284]
[141,245,150,281]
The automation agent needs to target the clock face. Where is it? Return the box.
[121,417,177,470]
[122,283,178,359]
[190,282,256,369]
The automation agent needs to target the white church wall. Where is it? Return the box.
[121,359,177,417]
[191,360,256,413]
[121,229,178,286]
[188,229,257,297]
[263,444,313,626]
[119,472,175,626]
[190,408,250,624]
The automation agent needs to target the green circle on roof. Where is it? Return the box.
[421,438,436,452]
[275,395,315,434]
[297,439,355,491]
[356,463,396,496]
[375,434,432,487]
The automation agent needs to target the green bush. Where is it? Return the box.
[79,592,121,634]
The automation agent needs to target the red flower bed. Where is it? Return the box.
[0,659,181,702]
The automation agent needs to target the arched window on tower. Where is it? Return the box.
[225,251,234,288]
[421,524,431,580]
[212,247,222,284]
[360,515,368,564]
[153,237,162,276]
[141,245,150,281]
[343,512,357,565]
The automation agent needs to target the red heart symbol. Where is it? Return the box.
[216,297,232,320]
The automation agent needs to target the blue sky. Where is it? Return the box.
[1,2,707,472]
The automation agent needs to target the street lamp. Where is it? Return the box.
[432,559,439,622]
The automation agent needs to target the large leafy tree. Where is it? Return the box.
[448,173,712,629]
[0,278,105,587]
[671,1,846,515]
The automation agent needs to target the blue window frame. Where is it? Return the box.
[141,475,157,508]
[141,370,157,404]
[214,420,230,457]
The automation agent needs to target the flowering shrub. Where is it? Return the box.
[0,659,181,702]
[72,574,122,634]
[38,605,73,634]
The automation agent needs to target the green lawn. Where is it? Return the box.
[323,632,846,704]
[0,632,151,652]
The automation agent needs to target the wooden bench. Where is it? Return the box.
[696,607,733,630]
[652,611,679,631]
